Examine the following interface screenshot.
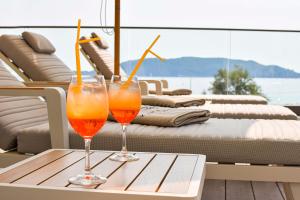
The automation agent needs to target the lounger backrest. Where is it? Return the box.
[80,34,126,80]
[0,34,73,82]
[0,62,48,150]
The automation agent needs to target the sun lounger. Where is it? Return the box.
[0,32,292,121]
[0,33,149,95]
[0,62,298,163]
[80,32,269,104]
[0,61,299,198]
[0,33,73,82]
[0,62,68,154]
[201,103,297,120]
[80,32,192,95]
[0,32,268,104]
[0,58,293,164]
[0,64,297,164]
[142,95,297,120]
[0,65,47,151]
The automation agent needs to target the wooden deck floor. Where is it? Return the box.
[202,180,286,200]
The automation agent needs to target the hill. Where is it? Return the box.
[121,57,300,78]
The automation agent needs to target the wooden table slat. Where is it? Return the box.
[40,151,112,187]
[0,150,71,183]
[158,155,198,194]
[14,151,85,185]
[97,153,155,191]
[127,154,177,192]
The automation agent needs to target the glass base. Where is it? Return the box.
[109,152,139,162]
[68,173,107,186]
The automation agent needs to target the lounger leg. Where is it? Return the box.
[283,183,300,200]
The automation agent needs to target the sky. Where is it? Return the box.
[1,0,300,72]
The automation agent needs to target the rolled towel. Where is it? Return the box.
[149,88,192,96]
[109,106,210,127]
[142,95,205,108]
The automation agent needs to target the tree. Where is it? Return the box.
[210,65,264,96]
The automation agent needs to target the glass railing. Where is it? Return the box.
[1,26,300,105]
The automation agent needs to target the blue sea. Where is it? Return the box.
[141,77,300,105]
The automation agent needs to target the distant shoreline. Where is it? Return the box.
[138,76,300,79]
[121,57,300,78]
[79,72,300,79]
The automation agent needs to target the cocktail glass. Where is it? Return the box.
[108,75,141,162]
[67,75,109,186]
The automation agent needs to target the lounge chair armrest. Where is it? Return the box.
[160,79,169,89]
[138,81,149,96]
[0,87,69,149]
[141,80,163,95]
[24,81,70,91]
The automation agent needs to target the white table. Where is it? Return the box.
[0,149,206,200]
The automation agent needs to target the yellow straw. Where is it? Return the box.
[149,50,165,61]
[75,19,82,84]
[79,37,101,44]
[122,35,164,88]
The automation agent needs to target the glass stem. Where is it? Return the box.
[121,124,128,154]
[84,138,91,175]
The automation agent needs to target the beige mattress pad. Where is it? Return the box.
[194,94,268,104]
[17,118,300,165]
[201,104,297,120]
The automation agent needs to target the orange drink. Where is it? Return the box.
[108,75,141,162]
[67,75,108,186]
[67,83,108,139]
[68,118,106,138]
[109,87,141,124]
